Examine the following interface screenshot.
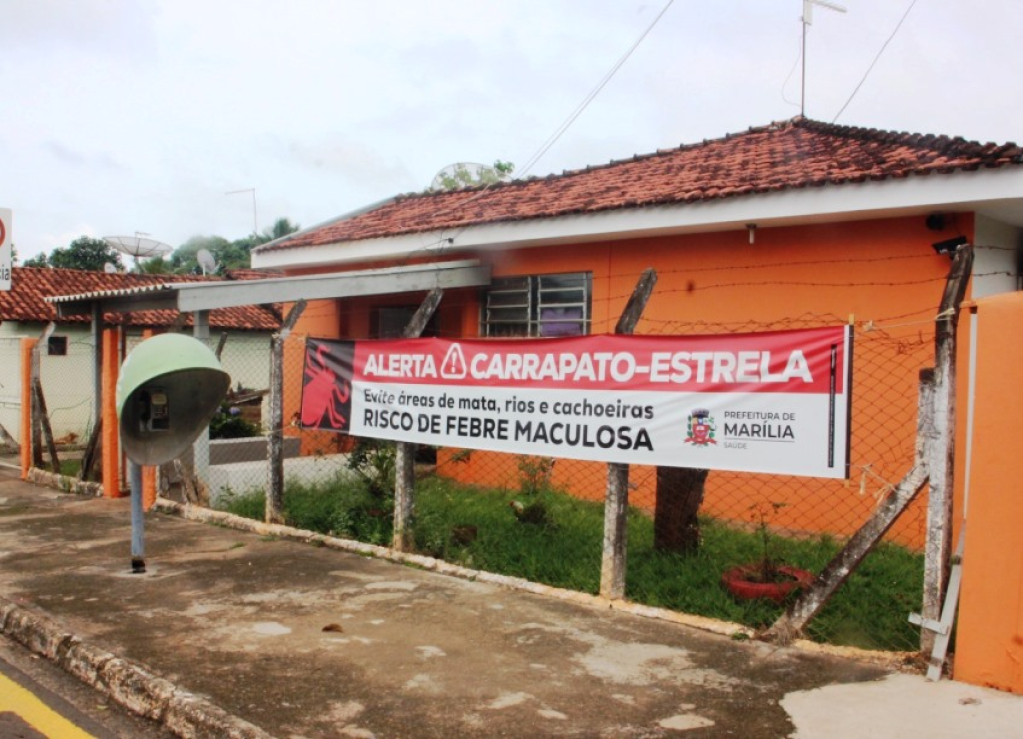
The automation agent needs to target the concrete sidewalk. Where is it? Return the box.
[1,467,1021,738]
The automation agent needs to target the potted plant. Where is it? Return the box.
[721,502,813,604]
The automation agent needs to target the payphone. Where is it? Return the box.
[116,333,231,572]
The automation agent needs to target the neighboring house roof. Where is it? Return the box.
[256,116,1023,258]
[1,268,281,330]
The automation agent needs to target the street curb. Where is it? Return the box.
[0,596,275,739]
[154,498,755,638]
[25,466,104,497]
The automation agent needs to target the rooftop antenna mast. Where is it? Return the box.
[801,0,847,117]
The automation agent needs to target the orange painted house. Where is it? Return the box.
[252,117,1023,549]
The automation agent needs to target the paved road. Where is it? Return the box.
[0,636,170,738]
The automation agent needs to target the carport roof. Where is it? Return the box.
[46,260,491,317]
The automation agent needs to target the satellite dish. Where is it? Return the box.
[103,234,172,272]
[196,249,217,276]
[103,262,118,274]
[103,235,173,259]
[430,162,508,191]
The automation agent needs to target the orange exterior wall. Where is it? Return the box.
[101,327,123,498]
[459,215,959,547]
[954,292,1023,693]
[285,214,969,548]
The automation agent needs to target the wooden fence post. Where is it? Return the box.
[766,371,935,644]
[600,268,657,600]
[921,244,973,652]
[30,323,59,474]
[393,287,445,552]
[266,300,307,524]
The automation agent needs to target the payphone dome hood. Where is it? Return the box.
[116,333,231,466]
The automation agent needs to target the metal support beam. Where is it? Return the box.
[129,459,146,573]
[192,311,212,502]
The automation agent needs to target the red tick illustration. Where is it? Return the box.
[301,343,350,430]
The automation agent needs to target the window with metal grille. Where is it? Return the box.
[482,272,591,337]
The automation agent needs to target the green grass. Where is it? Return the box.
[218,475,923,651]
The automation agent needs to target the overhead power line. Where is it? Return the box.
[832,0,919,123]
[518,0,677,178]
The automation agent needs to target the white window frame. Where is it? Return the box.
[481,272,591,337]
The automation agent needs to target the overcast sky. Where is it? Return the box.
[4,0,1021,261]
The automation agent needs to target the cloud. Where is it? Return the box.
[285,137,416,191]
[43,141,126,172]
[4,0,157,58]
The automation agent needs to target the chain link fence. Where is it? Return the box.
[22,308,931,651]
[193,311,932,652]
[423,314,930,651]
[0,336,23,464]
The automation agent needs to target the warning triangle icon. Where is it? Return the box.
[441,344,468,379]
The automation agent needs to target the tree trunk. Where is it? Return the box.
[654,467,708,553]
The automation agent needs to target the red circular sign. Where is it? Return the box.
[0,217,5,247]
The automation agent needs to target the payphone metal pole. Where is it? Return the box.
[129,459,146,573]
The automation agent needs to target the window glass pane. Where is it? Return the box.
[487,321,531,338]
[539,307,584,337]
[487,291,531,308]
[539,289,585,306]
[482,272,590,337]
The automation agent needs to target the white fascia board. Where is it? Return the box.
[252,168,1023,271]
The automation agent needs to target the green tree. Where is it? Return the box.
[256,217,301,245]
[170,235,230,274]
[169,218,299,274]
[22,251,48,268]
[138,255,172,274]
[27,236,124,271]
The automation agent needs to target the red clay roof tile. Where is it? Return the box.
[1,268,281,330]
[259,117,1021,254]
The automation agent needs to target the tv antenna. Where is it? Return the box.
[196,248,218,276]
[226,187,258,234]
[801,0,847,116]
[103,232,172,272]
[430,162,509,191]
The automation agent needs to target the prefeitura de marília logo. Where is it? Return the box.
[684,409,716,446]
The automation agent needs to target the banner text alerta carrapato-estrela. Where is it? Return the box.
[299,327,852,479]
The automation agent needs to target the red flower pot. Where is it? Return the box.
[721,565,814,605]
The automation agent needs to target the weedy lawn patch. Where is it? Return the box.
[218,474,922,651]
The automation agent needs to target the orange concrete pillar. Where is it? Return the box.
[101,327,124,498]
[19,338,37,479]
[955,292,1023,693]
[140,329,158,510]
